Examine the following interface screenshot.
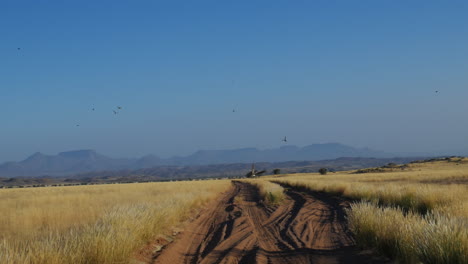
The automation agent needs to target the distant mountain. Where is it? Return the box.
[1,157,429,187]
[133,154,163,168]
[0,150,136,177]
[167,143,389,165]
[0,143,392,177]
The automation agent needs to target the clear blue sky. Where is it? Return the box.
[1,0,468,162]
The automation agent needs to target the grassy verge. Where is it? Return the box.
[271,179,466,216]
[0,180,231,264]
[247,180,285,205]
[348,202,468,263]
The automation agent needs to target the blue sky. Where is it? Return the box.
[1,0,468,162]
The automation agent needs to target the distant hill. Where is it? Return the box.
[169,143,389,165]
[70,157,423,182]
[0,150,136,177]
[0,157,430,187]
[0,143,393,177]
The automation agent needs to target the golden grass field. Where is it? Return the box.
[0,180,231,264]
[0,158,467,264]
[266,158,468,263]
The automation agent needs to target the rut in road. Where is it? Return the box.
[153,181,391,264]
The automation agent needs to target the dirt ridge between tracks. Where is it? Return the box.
[152,181,391,264]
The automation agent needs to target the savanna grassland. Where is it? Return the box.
[1,158,467,264]
[0,180,231,264]
[265,158,468,263]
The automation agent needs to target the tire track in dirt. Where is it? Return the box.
[153,181,391,264]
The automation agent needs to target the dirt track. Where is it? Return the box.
[153,181,391,264]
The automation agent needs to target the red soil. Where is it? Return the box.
[152,181,391,264]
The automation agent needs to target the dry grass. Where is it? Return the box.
[270,161,468,217]
[0,180,231,264]
[267,160,468,263]
[245,179,285,205]
[348,202,468,264]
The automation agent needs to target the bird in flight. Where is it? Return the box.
[435,91,439,93]
[17,48,21,50]
[232,109,236,113]
[113,110,118,115]
[92,108,95,111]
[117,106,122,110]
[282,136,287,143]
[76,124,80,127]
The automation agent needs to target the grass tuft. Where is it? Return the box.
[247,180,285,205]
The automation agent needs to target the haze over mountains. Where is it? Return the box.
[0,143,392,177]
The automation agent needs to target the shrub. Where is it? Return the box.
[318,168,328,175]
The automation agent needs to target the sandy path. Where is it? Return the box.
[153,181,391,264]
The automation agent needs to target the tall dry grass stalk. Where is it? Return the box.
[0,180,231,264]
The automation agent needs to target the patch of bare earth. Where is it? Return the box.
[151,181,392,264]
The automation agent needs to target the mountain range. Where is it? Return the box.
[0,143,392,177]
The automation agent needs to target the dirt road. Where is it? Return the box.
[153,181,390,264]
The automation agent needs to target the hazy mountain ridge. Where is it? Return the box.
[0,150,137,177]
[71,157,420,181]
[0,157,427,187]
[172,143,388,165]
[0,143,391,177]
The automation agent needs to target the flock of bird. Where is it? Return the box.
[15,47,438,144]
[78,105,289,143]
[76,106,122,127]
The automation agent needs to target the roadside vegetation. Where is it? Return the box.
[0,180,230,264]
[246,179,285,205]
[349,202,467,264]
[268,158,468,263]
